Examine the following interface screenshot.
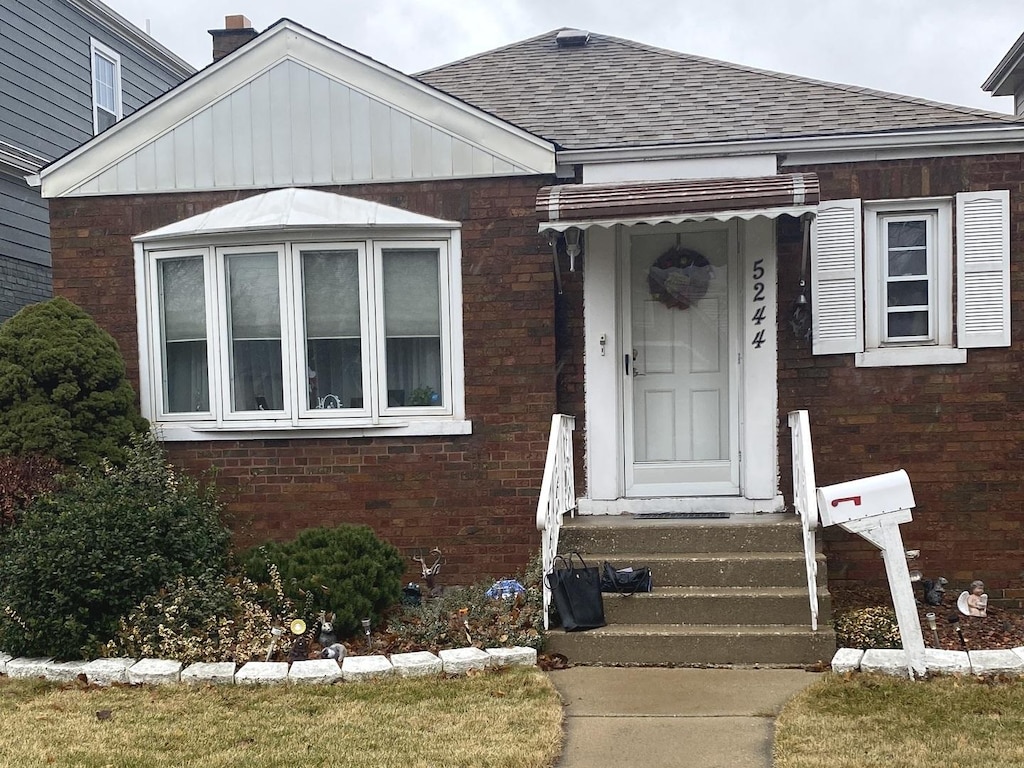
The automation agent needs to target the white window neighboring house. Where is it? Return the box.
[811,190,1010,366]
[90,39,123,134]
[134,189,469,440]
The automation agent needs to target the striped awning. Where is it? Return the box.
[537,173,819,232]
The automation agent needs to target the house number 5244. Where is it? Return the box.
[750,259,767,349]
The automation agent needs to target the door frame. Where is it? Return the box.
[582,217,780,507]
[619,221,741,497]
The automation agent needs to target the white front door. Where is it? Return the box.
[622,224,740,496]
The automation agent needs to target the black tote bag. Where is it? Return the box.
[600,562,653,595]
[546,552,606,631]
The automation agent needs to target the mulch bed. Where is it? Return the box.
[832,586,1024,652]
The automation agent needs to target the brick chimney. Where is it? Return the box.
[209,14,257,62]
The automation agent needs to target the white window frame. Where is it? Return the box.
[859,198,964,367]
[90,38,123,135]
[135,232,469,440]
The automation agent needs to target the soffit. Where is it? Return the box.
[134,187,460,243]
[40,20,555,198]
[536,173,818,231]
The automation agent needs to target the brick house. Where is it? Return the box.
[37,19,1024,607]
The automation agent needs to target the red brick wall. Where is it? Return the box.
[49,176,558,585]
[779,154,1024,605]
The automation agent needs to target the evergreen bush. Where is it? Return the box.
[240,525,405,638]
[0,454,61,530]
[0,434,229,659]
[0,297,147,467]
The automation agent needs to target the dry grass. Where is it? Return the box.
[0,667,563,768]
[774,673,1024,768]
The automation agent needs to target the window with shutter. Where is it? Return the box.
[811,191,1010,366]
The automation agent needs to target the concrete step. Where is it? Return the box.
[595,551,822,588]
[601,587,830,626]
[559,513,804,555]
[545,624,835,667]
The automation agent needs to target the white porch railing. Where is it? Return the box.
[787,409,820,631]
[536,413,577,630]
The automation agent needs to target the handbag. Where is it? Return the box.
[600,562,653,595]
[545,552,606,631]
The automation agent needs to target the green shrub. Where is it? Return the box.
[0,434,229,659]
[834,606,902,649]
[0,297,147,467]
[240,525,405,638]
[0,454,61,530]
[105,569,300,665]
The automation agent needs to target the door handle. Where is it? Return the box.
[625,354,645,377]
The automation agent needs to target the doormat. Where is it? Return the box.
[633,512,731,519]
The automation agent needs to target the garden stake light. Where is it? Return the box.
[926,612,940,648]
[362,618,372,649]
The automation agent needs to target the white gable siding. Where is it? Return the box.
[73,60,538,195]
[42,23,555,198]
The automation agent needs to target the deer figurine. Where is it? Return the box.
[412,548,444,598]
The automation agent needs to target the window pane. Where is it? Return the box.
[302,250,363,410]
[226,253,283,411]
[887,280,929,308]
[888,311,929,339]
[888,311,929,337]
[382,249,442,407]
[158,258,208,413]
[887,220,926,248]
[888,249,927,277]
[93,53,116,111]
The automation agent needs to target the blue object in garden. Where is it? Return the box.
[486,579,526,599]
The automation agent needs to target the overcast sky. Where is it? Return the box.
[104,0,1023,114]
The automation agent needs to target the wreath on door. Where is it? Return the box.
[647,246,714,310]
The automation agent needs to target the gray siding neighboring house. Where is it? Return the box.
[0,0,193,322]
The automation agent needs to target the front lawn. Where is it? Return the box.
[774,673,1024,768]
[0,667,563,768]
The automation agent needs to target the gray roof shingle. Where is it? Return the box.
[417,29,1021,150]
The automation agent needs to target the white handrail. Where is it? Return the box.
[787,410,820,631]
[536,413,577,630]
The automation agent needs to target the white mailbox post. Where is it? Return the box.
[817,470,926,678]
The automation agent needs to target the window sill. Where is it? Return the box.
[855,347,967,368]
[150,419,473,442]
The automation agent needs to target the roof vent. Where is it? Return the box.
[556,29,590,48]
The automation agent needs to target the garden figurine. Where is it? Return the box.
[957,580,988,617]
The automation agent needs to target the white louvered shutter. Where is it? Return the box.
[812,199,863,355]
[956,190,1010,349]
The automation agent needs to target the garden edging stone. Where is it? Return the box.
[832,645,1024,677]
[0,646,538,687]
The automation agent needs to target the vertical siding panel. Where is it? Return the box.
[192,108,215,189]
[369,99,391,179]
[471,147,493,175]
[135,142,156,191]
[349,90,371,180]
[211,97,234,187]
[431,129,453,177]
[250,72,273,187]
[289,61,312,185]
[269,63,292,185]
[452,138,473,177]
[173,121,195,189]
[114,154,136,192]
[96,166,118,193]
[391,110,412,180]
[329,81,353,181]
[492,158,513,175]
[308,71,332,184]
[154,132,175,188]
[230,86,254,187]
[411,119,432,178]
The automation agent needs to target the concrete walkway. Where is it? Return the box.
[548,667,821,768]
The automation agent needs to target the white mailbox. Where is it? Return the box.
[816,469,915,527]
